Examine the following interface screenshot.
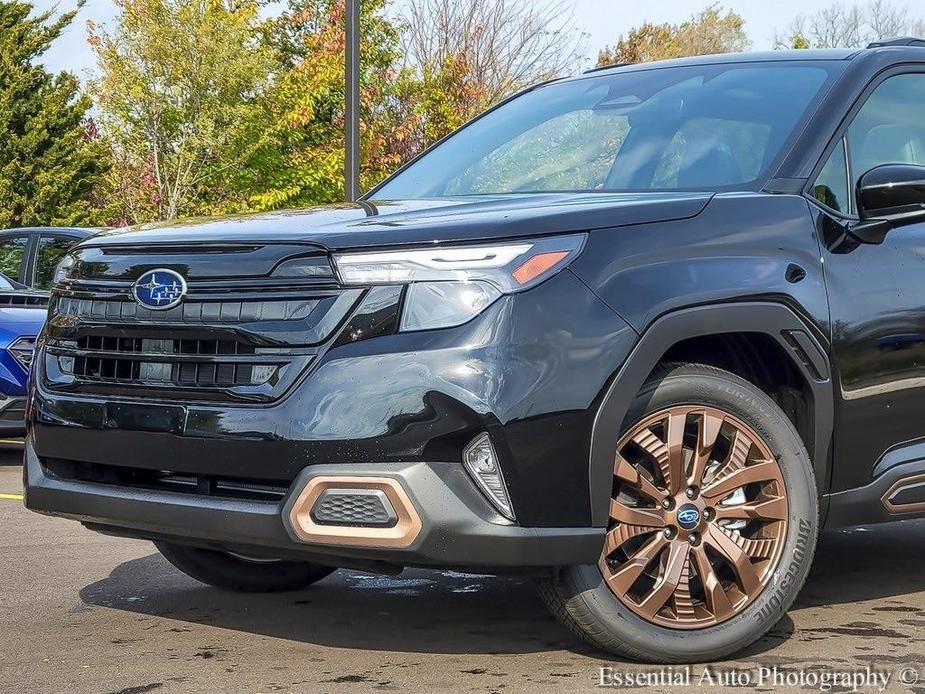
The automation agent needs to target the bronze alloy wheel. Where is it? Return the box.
[599,405,789,630]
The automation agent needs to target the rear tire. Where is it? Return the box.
[538,362,818,662]
[156,542,335,593]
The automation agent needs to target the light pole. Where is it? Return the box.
[344,0,360,201]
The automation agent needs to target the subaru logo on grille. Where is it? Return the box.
[677,505,702,530]
[132,269,187,310]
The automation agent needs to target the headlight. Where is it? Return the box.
[52,255,76,285]
[333,234,585,331]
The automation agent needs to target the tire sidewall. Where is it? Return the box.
[568,366,818,661]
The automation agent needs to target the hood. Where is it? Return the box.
[82,192,712,251]
[0,306,45,331]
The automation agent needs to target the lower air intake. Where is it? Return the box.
[311,488,398,527]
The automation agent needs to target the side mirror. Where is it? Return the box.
[848,164,925,244]
[858,164,925,222]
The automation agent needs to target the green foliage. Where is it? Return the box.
[788,34,813,50]
[0,1,108,228]
[239,0,370,209]
[598,4,750,66]
[239,0,490,209]
[89,0,276,221]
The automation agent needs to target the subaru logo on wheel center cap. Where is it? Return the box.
[132,269,187,310]
[677,504,702,530]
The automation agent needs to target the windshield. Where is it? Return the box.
[374,62,841,198]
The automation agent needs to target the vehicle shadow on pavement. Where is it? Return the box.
[79,551,795,658]
[80,556,590,655]
[78,522,925,658]
[796,520,925,610]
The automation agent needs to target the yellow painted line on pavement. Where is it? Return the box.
[0,493,23,500]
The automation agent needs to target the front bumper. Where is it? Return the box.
[23,437,604,570]
[31,270,637,526]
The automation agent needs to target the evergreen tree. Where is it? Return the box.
[0,1,107,228]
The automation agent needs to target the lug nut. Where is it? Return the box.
[662,498,673,510]
[663,527,676,540]
[688,532,700,546]
[704,508,714,521]
[686,487,698,499]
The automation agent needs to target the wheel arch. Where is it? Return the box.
[589,302,834,527]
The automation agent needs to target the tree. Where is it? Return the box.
[89,0,276,222]
[776,0,924,49]
[597,4,749,66]
[401,0,584,101]
[240,0,398,208]
[0,1,108,228]
[243,0,490,208]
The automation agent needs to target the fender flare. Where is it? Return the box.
[588,302,834,527]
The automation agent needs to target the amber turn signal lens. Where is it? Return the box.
[512,251,570,285]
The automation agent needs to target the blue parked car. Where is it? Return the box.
[0,227,97,436]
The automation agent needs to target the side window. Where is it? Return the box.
[34,237,77,290]
[812,139,849,213]
[0,236,29,282]
[848,74,925,187]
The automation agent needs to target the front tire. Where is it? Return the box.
[538,363,818,662]
[156,542,335,593]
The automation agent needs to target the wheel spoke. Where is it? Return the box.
[689,411,723,487]
[615,454,665,502]
[702,460,781,501]
[673,554,697,619]
[692,545,734,621]
[637,541,690,618]
[735,536,778,561]
[714,496,788,522]
[708,428,751,486]
[705,524,762,595]
[631,428,672,491]
[664,411,687,495]
[603,533,668,594]
[609,499,666,528]
[603,523,661,557]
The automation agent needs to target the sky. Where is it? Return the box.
[30,0,916,78]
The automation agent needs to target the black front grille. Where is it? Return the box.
[40,244,368,403]
[54,334,281,391]
[77,335,253,355]
[55,296,321,323]
[71,357,261,387]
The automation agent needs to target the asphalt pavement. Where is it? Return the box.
[3,448,925,693]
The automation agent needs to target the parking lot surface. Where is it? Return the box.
[3,450,925,693]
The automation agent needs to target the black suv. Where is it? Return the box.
[24,42,925,662]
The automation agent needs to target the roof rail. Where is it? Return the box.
[867,37,925,48]
[583,62,633,74]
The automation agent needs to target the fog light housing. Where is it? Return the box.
[463,432,515,520]
[9,336,36,371]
